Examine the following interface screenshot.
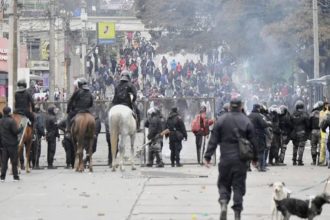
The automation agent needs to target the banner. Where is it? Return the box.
[97,22,116,44]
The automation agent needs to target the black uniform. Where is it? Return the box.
[112,81,137,109]
[278,110,292,163]
[204,109,257,213]
[14,89,35,124]
[166,108,187,167]
[58,119,74,168]
[248,106,269,171]
[145,112,165,167]
[67,88,93,125]
[310,108,321,164]
[290,107,309,165]
[269,111,281,165]
[31,109,45,169]
[45,107,59,168]
[0,113,21,180]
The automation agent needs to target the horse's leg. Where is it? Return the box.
[119,135,126,172]
[110,131,118,172]
[74,142,80,172]
[17,143,23,174]
[78,144,84,172]
[130,134,136,171]
[25,137,33,173]
[88,138,94,172]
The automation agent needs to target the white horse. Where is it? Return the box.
[108,104,137,171]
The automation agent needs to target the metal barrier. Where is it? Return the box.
[37,97,217,165]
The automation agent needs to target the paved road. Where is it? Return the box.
[0,133,330,220]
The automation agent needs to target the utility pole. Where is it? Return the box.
[8,0,18,108]
[313,0,320,79]
[81,0,87,79]
[49,0,56,101]
[61,10,71,96]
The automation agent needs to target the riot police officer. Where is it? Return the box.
[14,79,35,125]
[166,107,187,167]
[112,70,141,131]
[45,105,59,169]
[66,78,93,133]
[145,107,165,167]
[204,97,258,220]
[278,105,292,164]
[310,101,323,165]
[290,101,310,166]
[31,105,45,169]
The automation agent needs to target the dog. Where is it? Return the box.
[274,193,330,220]
[270,182,291,220]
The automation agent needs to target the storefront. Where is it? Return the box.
[0,38,28,98]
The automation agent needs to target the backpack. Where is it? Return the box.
[191,114,203,134]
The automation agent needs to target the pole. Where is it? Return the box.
[49,0,56,101]
[8,0,18,109]
[313,0,320,79]
[64,13,71,96]
[81,0,87,79]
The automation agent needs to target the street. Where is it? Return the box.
[0,133,330,220]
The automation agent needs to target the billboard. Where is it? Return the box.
[97,22,116,44]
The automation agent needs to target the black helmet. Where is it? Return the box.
[120,70,130,81]
[252,103,261,112]
[17,79,27,91]
[295,100,304,110]
[3,106,11,115]
[279,105,288,115]
[230,97,242,109]
[78,78,89,90]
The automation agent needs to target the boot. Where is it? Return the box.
[219,200,227,220]
[311,157,316,165]
[298,160,304,166]
[292,159,297,166]
[234,210,241,220]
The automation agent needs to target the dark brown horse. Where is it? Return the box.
[71,113,95,172]
[12,113,33,173]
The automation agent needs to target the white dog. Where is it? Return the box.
[269,182,291,220]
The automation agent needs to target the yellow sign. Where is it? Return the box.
[97,22,116,44]
[40,40,49,61]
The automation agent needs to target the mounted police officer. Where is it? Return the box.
[14,79,35,125]
[310,101,323,165]
[66,78,93,133]
[204,97,258,220]
[112,70,141,131]
[290,100,310,166]
[166,107,187,167]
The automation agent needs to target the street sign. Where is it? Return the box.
[97,22,116,44]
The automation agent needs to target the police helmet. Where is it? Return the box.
[78,78,89,90]
[230,97,242,109]
[279,105,288,115]
[17,79,27,91]
[295,100,304,110]
[313,101,324,110]
[223,103,230,112]
[120,70,131,82]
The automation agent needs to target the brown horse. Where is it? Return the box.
[71,113,95,172]
[12,113,33,173]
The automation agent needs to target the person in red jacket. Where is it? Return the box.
[192,105,214,165]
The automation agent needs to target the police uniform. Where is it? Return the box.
[67,79,93,130]
[204,98,258,220]
[0,107,21,181]
[309,102,323,165]
[14,80,35,125]
[278,106,292,163]
[45,106,59,169]
[290,101,310,166]
[58,119,74,169]
[31,105,45,169]
[112,71,141,130]
[166,107,187,167]
[145,109,165,167]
